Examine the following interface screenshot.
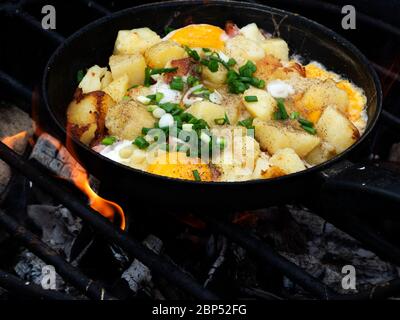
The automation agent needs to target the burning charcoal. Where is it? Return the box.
[281,207,400,294]
[27,205,82,261]
[121,235,163,293]
[30,133,99,191]
[0,103,33,194]
[14,251,66,290]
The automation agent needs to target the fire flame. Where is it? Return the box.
[1,131,28,149]
[71,167,126,230]
[63,131,126,229]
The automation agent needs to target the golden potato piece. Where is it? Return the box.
[269,148,306,174]
[144,40,188,69]
[114,28,161,55]
[186,101,226,127]
[201,63,227,88]
[78,65,108,94]
[240,23,266,42]
[217,87,242,124]
[315,106,359,153]
[109,54,146,87]
[305,141,336,165]
[67,91,115,145]
[100,71,113,89]
[105,99,155,140]
[254,119,321,157]
[103,74,129,102]
[260,38,289,62]
[224,35,265,66]
[242,88,276,121]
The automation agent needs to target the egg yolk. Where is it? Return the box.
[169,24,226,49]
[336,80,367,121]
[147,152,212,181]
[305,64,366,121]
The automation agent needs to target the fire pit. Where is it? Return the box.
[0,0,400,304]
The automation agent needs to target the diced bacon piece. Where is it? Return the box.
[225,21,240,37]
[164,58,192,83]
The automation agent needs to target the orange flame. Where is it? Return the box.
[71,167,126,230]
[1,131,28,149]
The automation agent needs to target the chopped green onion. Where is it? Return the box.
[76,69,85,83]
[181,112,195,122]
[227,58,237,67]
[159,102,179,113]
[214,118,225,125]
[144,67,152,87]
[101,136,117,145]
[147,105,158,112]
[224,113,230,125]
[298,117,314,127]
[195,65,202,73]
[164,26,175,35]
[301,125,317,135]
[133,136,150,149]
[244,95,258,102]
[122,95,130,100]
[208,59,219,72]
[276,98,289,120]
[202,48,211,52]
[147,92,164,104]
[216,137,226,149]
[127,84,139,91]
[187,75,200,87]
[290,111,300,120]
[239,61,257,77]
[151,67,178,75]
[141,127,152,135]
[192,169,201,181]
[214,113,230,125]
[273,111,282,120]
[170,76,184,91]
[184,46,200,61]
[238,117,254,129]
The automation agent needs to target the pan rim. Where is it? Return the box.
[42,0,382,186]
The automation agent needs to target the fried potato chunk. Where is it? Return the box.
[67,91,115,145]
[254,119,321,157]
[105,99,155,140]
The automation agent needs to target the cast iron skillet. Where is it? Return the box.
[43,0,384,210]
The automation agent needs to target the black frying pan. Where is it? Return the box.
[42,0,386,211]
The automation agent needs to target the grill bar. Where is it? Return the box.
[0,268,74,300]
[80,0,112,16]
[0,141,218,300]
[203,214,336,299]
[0,209,116,300]
[0,70,32,104]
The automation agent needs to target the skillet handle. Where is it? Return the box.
[316,160,400,263]
[320,160,400,206]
